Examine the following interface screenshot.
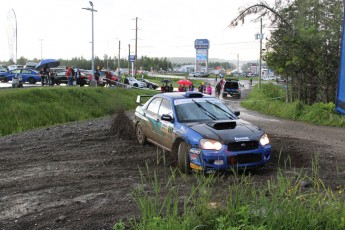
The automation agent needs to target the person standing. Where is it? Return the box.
[44,65,51,86]
[40,68,46,86]
[215,82,222,98]
[75,68,81,86]
[66,67,74,86]
[198,82,205,93]
[206,83,212,95]
[189,83,194,91]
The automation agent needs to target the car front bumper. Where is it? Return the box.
[189,146,271,172]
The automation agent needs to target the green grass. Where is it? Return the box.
[241,83,345,127]
[0,87,157,136]
[115,160,345,230]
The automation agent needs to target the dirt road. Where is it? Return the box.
[1,84,345,229]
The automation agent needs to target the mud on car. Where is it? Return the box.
[133,92,272,173]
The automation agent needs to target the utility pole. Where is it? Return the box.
[12,9,17,64]
[237,53,240,72]
[135,17,138,78]
[118,40,121,76]
[128,44,130,74]
[258,18,263,88]
[39,39,43,60]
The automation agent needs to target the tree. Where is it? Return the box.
[229,0,344,104]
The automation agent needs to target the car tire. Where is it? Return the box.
[133,83,138,87]
[223,93,227,98]
[28,77,36,84]
[149,85,153,89]
[178,142,190,174]
[136,123,147,145]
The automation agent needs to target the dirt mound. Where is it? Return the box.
[110,108,136,140]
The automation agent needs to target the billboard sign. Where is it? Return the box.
[194,39,210,49]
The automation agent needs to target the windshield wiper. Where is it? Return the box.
[205,100,236,119]
[192,99,217,120]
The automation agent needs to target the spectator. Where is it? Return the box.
[198,82,205,93]
[40,68,46,86]
[169,84,174,92]
[189,83,194,91]
[215,82,222,98]
[206,83,212,95]
[178,85,183,92]
[43,65,51,86]
[66,67,74,86]
[164,84,170,92]
[94,69,100,85]
[75,68,81,86]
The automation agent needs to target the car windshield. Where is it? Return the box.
[174,98,237,122]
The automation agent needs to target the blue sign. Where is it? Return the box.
[336,4,345,115]
[194,39,210,49]
[129,55,136,62]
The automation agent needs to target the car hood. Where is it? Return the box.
[186,119,264,143]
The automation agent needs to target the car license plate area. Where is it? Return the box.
[228,153,262,165]
[228,141,259,151]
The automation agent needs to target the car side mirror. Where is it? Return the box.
[161,114,173,122]
[234,111,240,116]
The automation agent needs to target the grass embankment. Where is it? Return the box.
[0,87,156,136]
[241,83,345,127]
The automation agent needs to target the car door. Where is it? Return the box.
[156,98,175,151]
[144,97,163,142]
[20,69,32,82]
[9,69,21,81]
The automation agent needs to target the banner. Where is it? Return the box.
[336,4,345,115]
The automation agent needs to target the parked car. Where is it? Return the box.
[0,68,41,84]
[52,71,89,86]
[189,72,202,78]
[222,79,241,98]
[276,77,286,83]
[138,78,158,89]
[127,77,147,88]
[8,65,24,71]
[133,91,272,173]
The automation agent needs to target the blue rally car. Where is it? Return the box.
[133,91,271,173]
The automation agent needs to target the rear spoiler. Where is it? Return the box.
[136,95,153,106]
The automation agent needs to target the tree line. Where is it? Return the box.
[230,0,344,105]
[1,55,174,73]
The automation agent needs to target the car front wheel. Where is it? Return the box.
[136,123,147,145]
[28,77,36,84]
[178,142,191,173]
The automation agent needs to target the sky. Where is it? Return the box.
[0,0,278,63]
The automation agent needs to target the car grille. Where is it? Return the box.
[228,153,262,165]
[227,141,259,151]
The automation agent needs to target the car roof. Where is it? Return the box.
[158,92,215,100]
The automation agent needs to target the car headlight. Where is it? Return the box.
[200,139,222,150]
[260,133,270,146]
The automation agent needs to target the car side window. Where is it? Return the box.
[147,98,162,114]
[21,70,30,74]
[13,70,21,74]
[158,99,173,117]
